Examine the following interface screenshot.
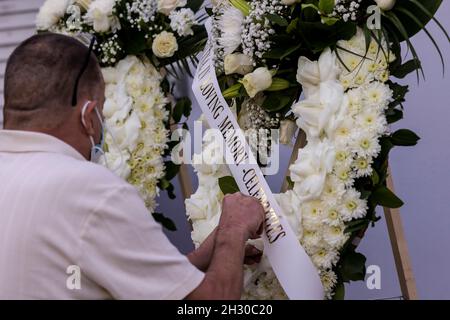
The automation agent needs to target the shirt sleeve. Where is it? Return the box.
[78,185,204,300]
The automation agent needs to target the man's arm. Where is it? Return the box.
[187,229,262,272]
[185,193,264,300]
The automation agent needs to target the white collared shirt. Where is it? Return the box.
[0,130,204,299]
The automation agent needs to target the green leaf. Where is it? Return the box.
[371,186,404,208]
[152,212,177,232]
[319,0,335,14]
[265,13,288,27]
[172,97,192,123]
[394,0,444,39]
[339,251,366,282]
[332,282,345,300]
[186,0,204,12]
[371,170,380,185]
[164,161,180,181]
[218,176,240,195]
[298,20,356,53]
[391,59,421,79]
[391,129,421,146]
[386,108,403,124]
[261,94,292,112]
[263,43,301,60]
[321,16,339,26]
[158,178,171,190]
[286,18,299,34]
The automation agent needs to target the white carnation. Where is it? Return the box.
[217,6,244,56]
[36,0,72,30]
[85,0,120,33]
[169,8,197,36]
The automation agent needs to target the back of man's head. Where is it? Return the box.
[3,33,103,130]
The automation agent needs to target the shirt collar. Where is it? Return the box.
[0,130,86,161]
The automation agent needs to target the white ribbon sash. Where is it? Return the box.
[192,30,324,300]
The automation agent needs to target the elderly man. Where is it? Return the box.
[0,33,264,299]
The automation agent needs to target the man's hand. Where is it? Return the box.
[186,193,265,299]
[219,192,265,239]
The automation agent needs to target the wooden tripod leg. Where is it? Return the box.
[280,130,307,193]
[383,167,418,300]
[178,163,193,200]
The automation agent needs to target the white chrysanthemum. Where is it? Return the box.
[301,229,322,252]
[347,87,364,115]
[323,225,349,249]
[216,6,244,56]
[351,131,381,158]
[340,189,368,222]
[364,81,393,111]
[355,109,387,135]
[322,175,346,206]
[334,148,353,167]
[169,8,197,36]
[36,0,72,30]
[334,162,355,187]
[331,117,355,148]
[353,156,374,177]
[301,200,326,230]
[320,270,338,299]
[311,246,340,270]
[322,207,343,227]
[243,258,287,300]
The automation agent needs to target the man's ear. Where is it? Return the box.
[80,100,98,137]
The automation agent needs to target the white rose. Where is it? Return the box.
[224,53,254,75]
[36,0,72,30]
[292,80,345,139]
[169,8,197,36]
[152,31,178,58]
[375,0,396,11]
[290,140,336,201]
[85,0,120,33]
[242,67,273,98]
[157,0,187,15]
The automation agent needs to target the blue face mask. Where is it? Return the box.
[81,102,105,163]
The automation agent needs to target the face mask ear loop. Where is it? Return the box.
[81,101,91,129]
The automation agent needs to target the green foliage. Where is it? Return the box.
[152,213,177,231]
[338,251,367,282]
[371,186,404,209]
[172,97,192,123]
[218,176,240,195]
[391,129,421,146]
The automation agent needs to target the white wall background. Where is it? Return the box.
[1,0,449,300]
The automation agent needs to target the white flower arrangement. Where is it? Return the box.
[187,30,394,299]
[101,56,169,212]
